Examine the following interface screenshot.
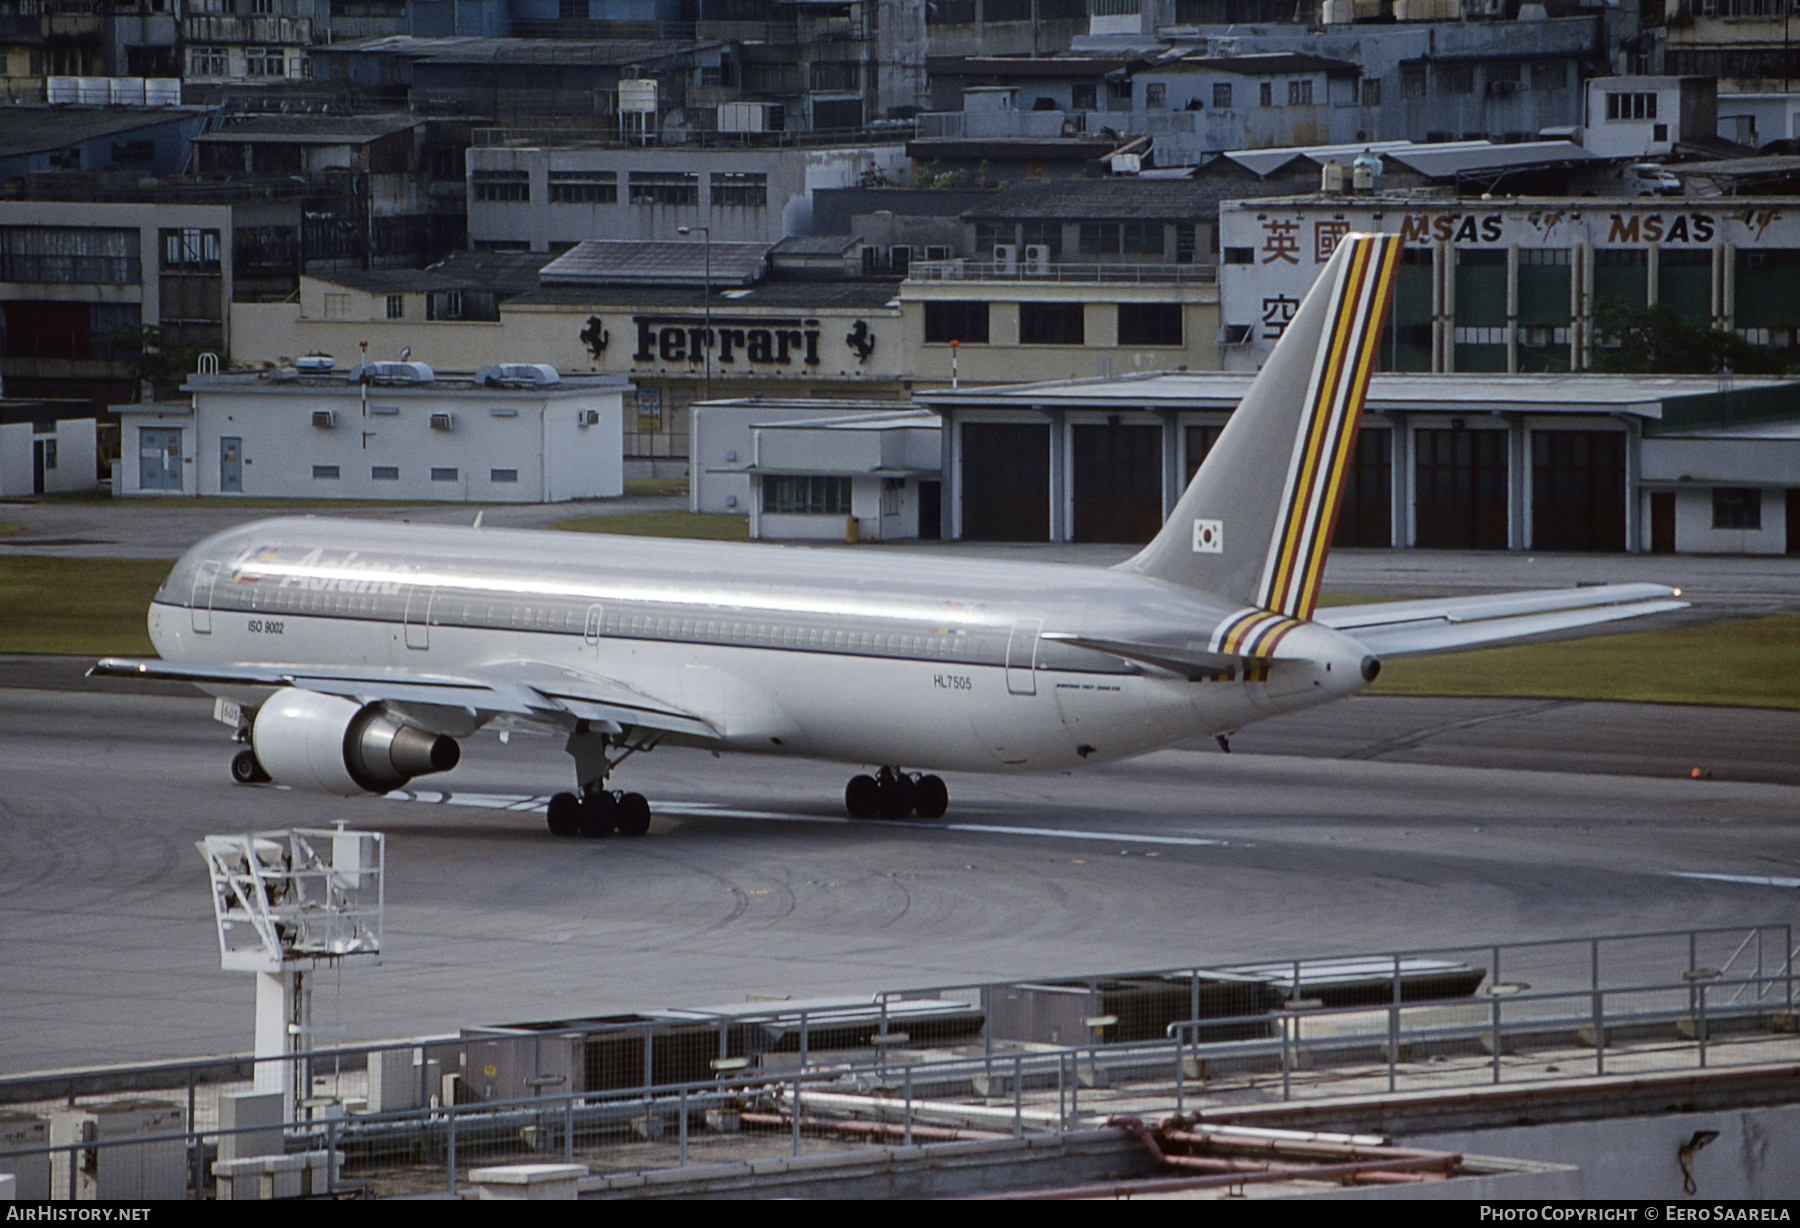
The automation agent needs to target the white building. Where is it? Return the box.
[116,361,628,502]
[0,418,96,496]
[1582,76,1717,160]
[697,400,941,542]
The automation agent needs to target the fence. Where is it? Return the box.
[2,923,1793,1199]
[909,259,1216,284]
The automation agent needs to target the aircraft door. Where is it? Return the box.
[583,603,604,654]
[404,586,434,650]
[219,437,242,493]
[190,559,219,633]
[1005,618,1043,695]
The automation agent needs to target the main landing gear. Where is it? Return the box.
[547,788,651,839]
[845,767,948,820]
[547,721,658,840]
[230,747,271,785]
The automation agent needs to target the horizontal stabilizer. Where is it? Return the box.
[1040,632,1257,680]
[1322,587,1687,659]
[1315,583,1681,632]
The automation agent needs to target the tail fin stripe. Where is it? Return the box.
[1260,241,1374,615]
[1259,239,1397,619]
[1296,242,1402,618]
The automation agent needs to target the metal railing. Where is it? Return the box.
[908,258,1216,284]
[2,923,1793,1199]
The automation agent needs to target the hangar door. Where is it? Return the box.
[1071,423,1162,544]
[1414,428,1508,549]
[1332,428,1391,548]
[961,422,1049,541]
[1531,430,1625,552]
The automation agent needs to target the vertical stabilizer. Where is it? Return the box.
[1122,233,1400,630]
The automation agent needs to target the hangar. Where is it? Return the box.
[918,371,1800,554]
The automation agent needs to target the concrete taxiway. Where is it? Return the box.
[1,673,1796,1076]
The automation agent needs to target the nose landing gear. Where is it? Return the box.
[846,767,948,820]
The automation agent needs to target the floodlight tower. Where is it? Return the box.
[197,828,385,1121]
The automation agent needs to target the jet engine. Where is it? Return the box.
[251,689,460,796]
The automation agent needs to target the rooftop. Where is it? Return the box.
[323,34,718,67]
[539,240,773,287]
[917,371,1800,418]
[1167,52,1362,77]
[509,280,901,310]
[961,178,1211,221]
[0,106,201,161]
[192,114,426,147]
[309,250,554,296]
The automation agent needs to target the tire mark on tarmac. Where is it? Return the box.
[1337,699,1573,762]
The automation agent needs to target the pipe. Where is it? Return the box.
[970,1159,1458,1201]
[738,1112,1004,1143]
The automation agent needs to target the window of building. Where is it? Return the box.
[1438,64,1475,95]
[1401,64,1426,98]
[1118,302,1182,346]
[1361,78,1381,107]
[491,468,519,483]
[1605,91,1657,121]
[710,171,767,207]
[1287,79,1313,106]
[427,146,464,180]
[763,474,851,514]
[472,170,530,203]
[189,45,228,76]
[313,465,340,480]
[1532,61,1565,90]
[1092,0,1139,13]
[926,0,973,21]
[247,0,274,13]
[1145,82,1167,108]
[810,61,859,91]
[1080,222,1119,255]
[385,294,404,319]
[1222,246,1254,264]
[1259,81,1273,107]
[1071,83,1097,111]
[0,227,141,284]
[1020,220,1062,259]
[548,170,616,203]
[323,292,349,319]
[1019,301,1084,346]
[924,300,989,344]
[1122,221,1163,256]
[1212,82,1232,109]
[371,466,399,480]
[1713,487,1761,529]
[1107,79,1132,102]
[245,47,284,77]
[431,467,458,481]
[629,171,699,206]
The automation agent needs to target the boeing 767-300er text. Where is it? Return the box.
[93,235,1686,836]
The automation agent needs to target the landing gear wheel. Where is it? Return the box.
[877,768,916,820]
[845,774,879,819]
[616,792,652,837]
[578,791,618,839]
[231,748,270,785]
[547,791,581,837]
[914,775,949,820]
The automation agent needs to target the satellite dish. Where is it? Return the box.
[399,346,412,362]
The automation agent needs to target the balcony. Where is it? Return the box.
[908,259,1216,285]
[180,13,309,43]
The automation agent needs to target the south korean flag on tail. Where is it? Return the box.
[1192,519,1223,554]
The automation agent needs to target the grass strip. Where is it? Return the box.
[1368,613,1800,711]
[0,556,166,655]
[623,478,689,497]
[553,511,748,541]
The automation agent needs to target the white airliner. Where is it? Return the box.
[94,235,1685,836]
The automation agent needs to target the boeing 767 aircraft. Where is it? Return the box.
[93,235,1685,836]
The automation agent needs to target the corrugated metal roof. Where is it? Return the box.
[961,177,1209,220]
[539,240,773,286]
[917,371,1800,418]
[0,106,198,160]
[1386,140,1597,178]
[193,113,424,145]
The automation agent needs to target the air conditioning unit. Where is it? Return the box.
[577,409,600,427]
[312,410,336,428]
[475,363,561,387]
[1024,244,1052,273]
[295,355,335,373]
[993,243,1018,272]
[429,412,454,431]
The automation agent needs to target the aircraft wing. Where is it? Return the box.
[89,657,718,739]
[1312,583,1687,659]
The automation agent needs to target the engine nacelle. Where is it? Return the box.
[251,689,460,796]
